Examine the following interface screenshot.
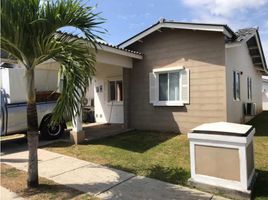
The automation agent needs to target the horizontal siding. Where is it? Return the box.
[127,29,226,133]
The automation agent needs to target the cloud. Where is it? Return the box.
[182,0,267,17]
[262,38,268,62]
[181,0,268,28]
[181,0,268,60]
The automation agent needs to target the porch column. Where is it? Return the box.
[123,68,131,128]
[70,102,85,145]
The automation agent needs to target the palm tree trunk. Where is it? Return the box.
[26,68,39,188]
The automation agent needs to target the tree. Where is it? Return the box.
[1,0,103,187]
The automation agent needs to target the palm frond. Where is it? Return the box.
[49,34,96,125]
[1,0,104,66]
[1,0,104,124]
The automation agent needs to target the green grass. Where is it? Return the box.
[247,112,268,200]
[1,167,20,178]
[45,111,268,200]
[45,131,190,185]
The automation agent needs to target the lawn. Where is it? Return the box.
[45,111,268,200]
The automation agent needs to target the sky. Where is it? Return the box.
[79,0,268,59]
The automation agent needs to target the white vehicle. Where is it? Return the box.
[0,63,66,140]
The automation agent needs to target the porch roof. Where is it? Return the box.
[57,31,143,60]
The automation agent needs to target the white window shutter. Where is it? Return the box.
[181,69,190,104]
[149,72,157,104]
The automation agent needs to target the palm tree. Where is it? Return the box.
[1,0,103,187]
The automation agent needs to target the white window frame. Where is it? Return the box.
[247,77,252,100]
[108,80,123,103]
[233,71,241,101]
[153,66,184,106]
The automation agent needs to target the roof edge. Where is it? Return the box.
[56,31,143,59]
[118,20,236,48]
[255,30,268,74]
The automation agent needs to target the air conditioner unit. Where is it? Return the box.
[82,97,94,107]
[244,102,256,116]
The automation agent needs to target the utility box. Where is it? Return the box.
[188,122,256,199]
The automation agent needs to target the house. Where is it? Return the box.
[263,77,268,110]
[42,19,268,134]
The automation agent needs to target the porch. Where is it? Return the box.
[68,41,142,144]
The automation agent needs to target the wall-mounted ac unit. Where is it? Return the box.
[244,103,256,116]
[82,97,94,107]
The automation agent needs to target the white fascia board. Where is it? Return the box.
[119,24,162,48]
[97,44,142,59]
[242,32,268,74]
[254,33,268,73]
[37,46,143,67]
[119,23,233,48]
[164,23,233,38]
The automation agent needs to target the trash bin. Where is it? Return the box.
[188,122,256,199]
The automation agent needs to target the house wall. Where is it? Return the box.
[263,78,268,110]
[126,29,227,133]
[225,42,263,123]
[93,63,124,124]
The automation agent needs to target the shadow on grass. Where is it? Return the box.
[145,165,191,186]
[247,111,268,136]
[43,131,179,153]
[87,131,179,153]
[253,169,268,200]
[106,163,190,186]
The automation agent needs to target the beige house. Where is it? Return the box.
[117,20,267,133]
[45,20,268,136]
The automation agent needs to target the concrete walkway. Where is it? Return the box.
[0,186,24,200]
[1,149,228,200]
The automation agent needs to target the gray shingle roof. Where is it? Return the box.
[57,31,142,56]
[235,28,257,42]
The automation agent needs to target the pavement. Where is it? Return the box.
[0,137,229,200]
[0,186,25,200]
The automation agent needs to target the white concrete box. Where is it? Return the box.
[188,122,255,196]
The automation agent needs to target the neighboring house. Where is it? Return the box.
[263,77,268,110]
[41,19,267,133]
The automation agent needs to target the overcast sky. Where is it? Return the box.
[82,0,268,59]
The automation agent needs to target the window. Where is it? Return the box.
[233,71,240,101]
[247,77,252,100]
[159,72,180,101]
[149,67,189,106]
[109,80,123,102]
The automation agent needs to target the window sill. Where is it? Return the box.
[233,99,241,102]
[107,101,123,106]
[153,101,184,106]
